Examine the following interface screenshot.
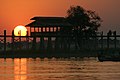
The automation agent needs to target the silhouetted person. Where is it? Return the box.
[113,31,116,36]
[107,30,112,36]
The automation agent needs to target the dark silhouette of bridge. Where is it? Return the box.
[0,16,120,58]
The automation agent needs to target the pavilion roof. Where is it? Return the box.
[25,17,73,27]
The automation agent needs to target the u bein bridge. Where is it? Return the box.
[0,16,120,58]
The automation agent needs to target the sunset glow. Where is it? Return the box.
[14,25,27,36]
[0,0,120,34]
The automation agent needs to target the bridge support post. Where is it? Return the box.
[40,37,44,50]
[107,30,112,49]
[32,36,36,50]
[55,37,59,51]
[101,31,103,49]
[113,31,117,49]
[4,30,6,53]
[26,31,29,49]
[47,37,52,51]
[12,30,15,52]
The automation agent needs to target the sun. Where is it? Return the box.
[14,25,27,36]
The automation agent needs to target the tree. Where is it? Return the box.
[66,6,102,49]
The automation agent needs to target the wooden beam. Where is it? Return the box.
[4,30,6,53]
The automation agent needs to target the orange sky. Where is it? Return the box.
[0,0,120,34]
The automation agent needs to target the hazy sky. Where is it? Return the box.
[0,0,120,34]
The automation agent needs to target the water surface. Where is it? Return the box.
[0,58,120,80]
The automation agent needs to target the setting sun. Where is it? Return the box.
[14,25,27,36]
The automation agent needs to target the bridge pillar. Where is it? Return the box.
[55,37,59,51]
[113,31,117,49]
[12,30,15,51]
[47,37,52,51]
[40,37,44,50]
[101,31,103,49]
[32,36,36,50]
[26,31,29,49]
[107,30,112,49]
[4,30,6,53]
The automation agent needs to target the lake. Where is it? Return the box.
[0,57,120,80]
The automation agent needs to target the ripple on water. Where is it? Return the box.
[0,58,120,80]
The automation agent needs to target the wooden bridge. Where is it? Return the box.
[0,17,120,58]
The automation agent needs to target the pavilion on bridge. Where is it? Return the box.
[25,16,73,51]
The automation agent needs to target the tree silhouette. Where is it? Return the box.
[66,6,102,49]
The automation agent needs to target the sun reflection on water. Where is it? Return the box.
[14,58,27,80]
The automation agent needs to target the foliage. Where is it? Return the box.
[66,6,102,49]
[66,6,102,37]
